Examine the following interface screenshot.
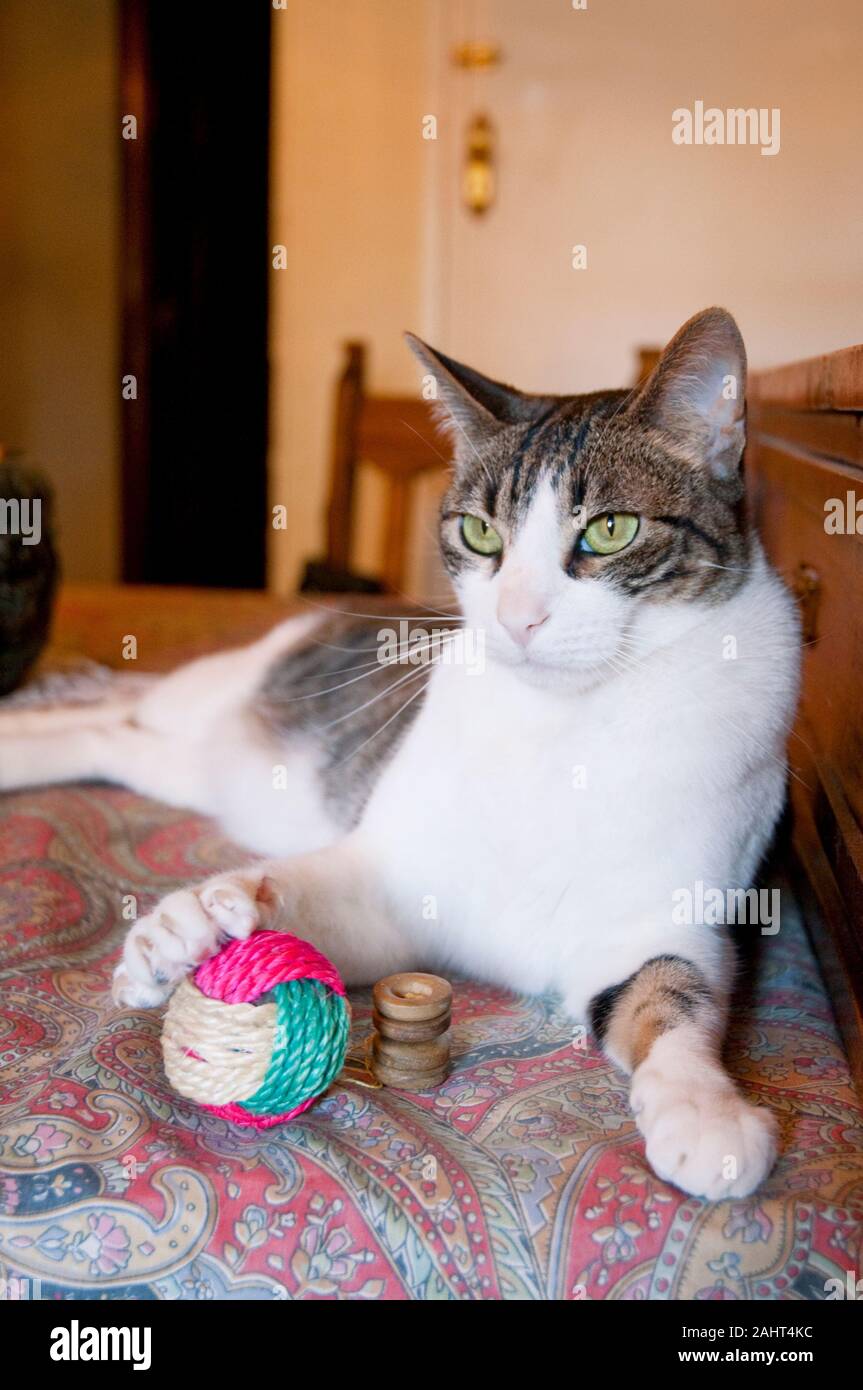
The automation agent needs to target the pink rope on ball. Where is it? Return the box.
[195,930,347,1006]
[204,1095,319,1130]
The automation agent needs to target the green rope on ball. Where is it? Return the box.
[243,978,350,1117]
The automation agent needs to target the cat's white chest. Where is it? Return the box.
[360,661,660,994]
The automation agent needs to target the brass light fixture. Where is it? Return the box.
[463,112,495,216]
[451,33,501,216]
[451,40,502,71]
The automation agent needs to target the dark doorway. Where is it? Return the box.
[120,2,270,587]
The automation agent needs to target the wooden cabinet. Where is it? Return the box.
[747,348,863,1088]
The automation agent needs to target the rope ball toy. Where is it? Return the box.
[161,931,350,1129]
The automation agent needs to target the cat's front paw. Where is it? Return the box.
[112,870,277,1008]
[631,1067,778,1201]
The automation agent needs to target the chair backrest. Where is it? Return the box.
[323,342,447,592]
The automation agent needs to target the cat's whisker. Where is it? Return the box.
[319,645,449,729]
[285,632,462,702]
[388,584,462,622]
[397,417,450,466]
[296,594,465,623]
[299,624,464,675]
[599,652,632,683]
[706,709,810,790]
[697,560,756,575]
[290,644,447,682]
[443,409,499,495]
[333,670,432,769]
[312,628,464,655]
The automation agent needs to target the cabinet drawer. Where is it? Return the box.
[747,358,863,1090]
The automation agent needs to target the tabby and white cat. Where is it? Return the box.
[0,308,800,1200]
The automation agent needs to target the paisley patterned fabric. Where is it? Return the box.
[1,590,861,1299]
[2,788,862,1300]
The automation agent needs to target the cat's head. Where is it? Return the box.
[407,307,750,690]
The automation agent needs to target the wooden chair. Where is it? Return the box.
[303,342,448,593]
[635,346,662,385]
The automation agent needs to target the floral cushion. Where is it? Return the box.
[2,783,862,1301]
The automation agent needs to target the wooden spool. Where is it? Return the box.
[370,972,452,1090]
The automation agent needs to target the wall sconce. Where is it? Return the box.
[452,41,502,71]
[463,112,495,216]
[451,40,501,217]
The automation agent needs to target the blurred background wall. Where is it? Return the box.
[268,1,434,595]
[269,0,863,592]
[0,0,119,582]
[0,0,118,583]
[0,0,860,591]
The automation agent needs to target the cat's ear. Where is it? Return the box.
[631,308,747,479]
[405,334,548,452]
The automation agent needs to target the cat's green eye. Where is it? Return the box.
[461,514,503,556]
[579,512,640,556]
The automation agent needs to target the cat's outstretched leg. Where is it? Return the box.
[590,955,778,1200]
[0,721,208,806]
[112,840,412,1008]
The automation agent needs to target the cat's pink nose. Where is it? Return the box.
[497,596,551,648]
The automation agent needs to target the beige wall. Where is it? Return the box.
[270,0,863,594]
[0,0,119,581]
[432,0,863,394]
[268,0,434,594]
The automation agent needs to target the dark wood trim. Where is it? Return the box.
[755,405,863,470]
[118,0,152,583]
[754,345,863,411]
[117,3,270,588]
[788,755,863,1090]
[326,343,365,573]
